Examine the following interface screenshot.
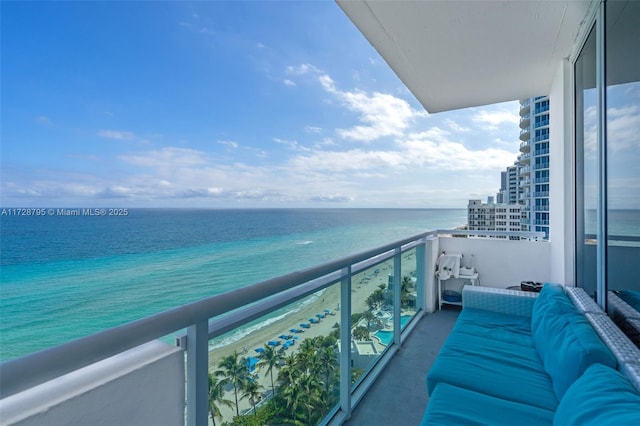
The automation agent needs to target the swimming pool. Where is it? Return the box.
[373,315,412,346]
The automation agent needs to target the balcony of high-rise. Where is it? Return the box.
[519,99,531,116]
[534,161,550,171]
[3,1,640,425]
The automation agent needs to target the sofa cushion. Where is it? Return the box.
[454,307,533,347]
[422,382,555,426]
[531,283,575,337]
[426,331,558,411]
[554,363,640,425]
[534,305,616,399]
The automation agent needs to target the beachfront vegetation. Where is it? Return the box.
[242,379,263,416]
[401,275,414,309]
[365,284,386,311]
[353,325,370,341]
[208,373,233,426]
[220,335,339,426]
[257,345,284,397]
[216,351,249,417]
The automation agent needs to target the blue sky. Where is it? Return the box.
[1,1,525,208]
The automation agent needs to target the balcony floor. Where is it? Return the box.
[346,306,460,425]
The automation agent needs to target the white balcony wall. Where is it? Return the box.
[0,341,185,426]
[549,58,576,286]
[438,237,551,287]
[424,235,440,313]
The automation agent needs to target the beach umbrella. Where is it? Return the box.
[254,347,265,354]
[267,340,280,347]
[245,356,259,372]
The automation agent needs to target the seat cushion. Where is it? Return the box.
[426,331,558,411]
[454,307,533,347]
[554,363,640,425]
[534,306,616,399]
[422,382,555,426]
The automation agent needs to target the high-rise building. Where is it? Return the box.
[491,96,550,239]
[518,96,550,237]
[467,199,522,238]
[496,171,507,204]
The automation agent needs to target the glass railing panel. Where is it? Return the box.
[400,247,418,331]
[207,282,341,426]
[350,259,394,387]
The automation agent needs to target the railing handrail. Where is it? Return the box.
[0,229,438,399]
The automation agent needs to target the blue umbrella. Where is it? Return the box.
[267,340,280,346]
[245,356,258,372]
[254,347,265,354]
[300,323,310,329]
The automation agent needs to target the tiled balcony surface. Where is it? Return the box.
[346,306,460,425]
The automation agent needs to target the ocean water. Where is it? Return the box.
[0,208,466,361]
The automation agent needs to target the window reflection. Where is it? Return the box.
[575,25,598,298]
[606,0,640,321]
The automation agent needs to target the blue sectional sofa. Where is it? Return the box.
[422,284,640,425]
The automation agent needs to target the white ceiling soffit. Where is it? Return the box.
[337,0,594,113]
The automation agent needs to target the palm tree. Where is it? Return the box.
[353,325,369,340]
[208,373,233,426]
[362,310,376,330]
[279,353,301,387]
[281,382,304,424]
[401,275,413,308]
[242,379,263,416]
[215,352,247,417]
[318,345,338,395]
[258,345,283,397]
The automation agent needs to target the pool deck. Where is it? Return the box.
[346,306,460,425]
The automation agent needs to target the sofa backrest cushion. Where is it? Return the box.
[554,363,640,425]
[532,284,617,399]
[531,284,575,336]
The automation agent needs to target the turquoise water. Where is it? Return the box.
[0,208,466,361]
[374,315,413,346]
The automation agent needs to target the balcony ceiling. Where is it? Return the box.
[337,0,595,113]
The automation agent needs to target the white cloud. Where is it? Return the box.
[120,147,207,168]
[290,148,408,172]
[287,127,516,174]
[607,105,640,152]
[273,137,310,152]
[286,63,321,76]
[98,130,136,141]
[218,140,239,149]
[445,119,470,132]
[283,79,296,87]
[472,109,519,131]
[304,126,322,133]
[317,73,426,143]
